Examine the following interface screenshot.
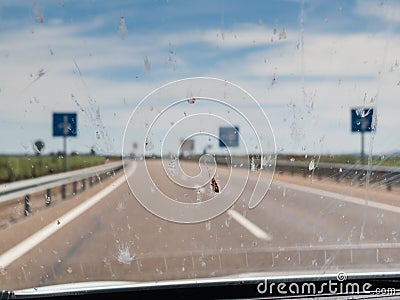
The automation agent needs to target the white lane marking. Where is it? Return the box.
[0,163,137,269]
[275,180,400,214]
[227,209,272,241]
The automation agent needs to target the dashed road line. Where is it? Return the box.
[228,209,272,241]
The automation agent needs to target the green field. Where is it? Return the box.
[0,155,107,183]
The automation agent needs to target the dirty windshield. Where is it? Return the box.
[1,0,400,296]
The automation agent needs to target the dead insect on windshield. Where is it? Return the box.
[211,176,219,193]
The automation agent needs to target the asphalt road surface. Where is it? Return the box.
[1,160,400,290]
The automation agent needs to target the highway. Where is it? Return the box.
[1,160,400,290]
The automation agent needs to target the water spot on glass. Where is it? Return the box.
[384,257,394,263]
[30,96,40,104]
[271,73,276,86]
[156,268,163,275]
[67,267,72,274]
[118,16,127,39]
[377,213,384,225]
[205,221,211,231]
[167,158,178,176]
[116,201,125,212]
[201,261,206,268]
[225,215,232,227]
[29,68,46,87]
[311,259,318,266]
[116,242,135,264]
[145,139,154,151]
[144,56,151,73]
[308,159,315,171]
[290,157,295,162]
[278,28,286,40]
[196,189,202,202]
[33,0,45,23]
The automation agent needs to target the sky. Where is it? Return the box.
[0,0,400,157]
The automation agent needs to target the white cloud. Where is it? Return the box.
[355,0,400,23]
[212,31,400,78]
[1,14,400,155]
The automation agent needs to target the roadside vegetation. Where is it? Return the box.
[0,155,108,183]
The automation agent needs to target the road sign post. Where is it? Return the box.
[351,108,374,164]
[53,113,77,172]
[63,134,67,172]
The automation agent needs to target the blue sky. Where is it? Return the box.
[0,0,400,156]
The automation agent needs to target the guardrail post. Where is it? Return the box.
[24,194,31,216]
[386,181,392,191]
[335,174,341,183]
[358,172,365,186]
[89,176,93,187]
[61,184,66,199]
[45,189,51,206]
[81,179,86,191]
[72,181,77,195]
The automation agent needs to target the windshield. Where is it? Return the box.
[1,0,400,297]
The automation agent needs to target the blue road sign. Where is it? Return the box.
[53,113,77,137]
[219,126,239,147]
[351,108,374,133]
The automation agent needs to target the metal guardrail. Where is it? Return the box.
[276,160,400,191]
[0,161,124,216]
[181,155,400,191]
